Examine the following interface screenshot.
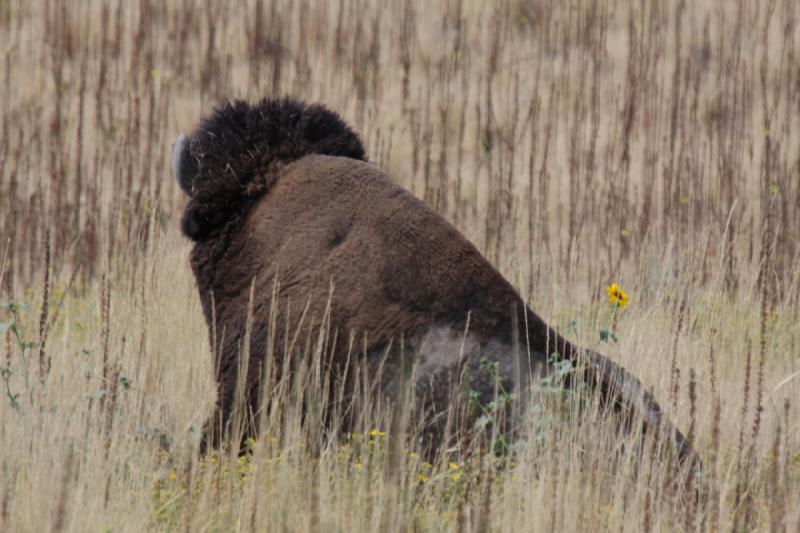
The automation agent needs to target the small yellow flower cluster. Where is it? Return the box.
[448,462,462,482]
[416,461,433,483]
[367,428,386,447]
[340,429,390,473]
[605,283,629,308]
[237,454,253,481]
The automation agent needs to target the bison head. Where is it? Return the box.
[172,98,366,241]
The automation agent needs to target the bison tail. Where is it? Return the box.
[579,349,702,473]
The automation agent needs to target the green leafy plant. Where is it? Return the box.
[1,301,35,409]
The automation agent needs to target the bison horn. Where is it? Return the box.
[172,133,198,195]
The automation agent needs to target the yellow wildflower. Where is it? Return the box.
[369,428,386,438]
[449,462,462,481]
[605,283,629,308]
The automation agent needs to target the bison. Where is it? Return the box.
[173,97,695,466]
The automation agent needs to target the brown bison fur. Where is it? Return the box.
[175,97,697,467]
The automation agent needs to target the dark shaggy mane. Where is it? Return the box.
[180,97,366,242]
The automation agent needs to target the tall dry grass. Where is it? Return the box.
[0,0,798,531]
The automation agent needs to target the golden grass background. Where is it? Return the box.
[1,0,799,531]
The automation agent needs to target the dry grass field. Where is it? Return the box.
[1,0,799,531]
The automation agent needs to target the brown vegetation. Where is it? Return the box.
[0,0,798,531]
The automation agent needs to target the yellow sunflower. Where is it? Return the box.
[606,283,629,308]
